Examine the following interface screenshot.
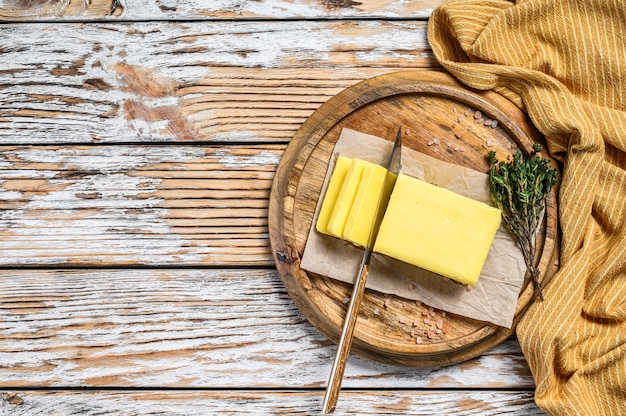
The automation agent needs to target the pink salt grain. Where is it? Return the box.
[408,283,415,291]
[399,317,407,324]
[474,110,483,119]
[384,299,391,308]
[342,297,349,304]
[421,309,429,316]
[416,337,422,344]
[413,319,421,327]
[436,319,443,329]
[455,130,465,139]
[466,284,473,291]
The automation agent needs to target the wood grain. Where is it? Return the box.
[0,1,553,413]
[0,21,433,144]
[270,70,560,367]
[0,145,282,266]
[0,0,444,21]
[0,269,536,389]
[0,390,546,415]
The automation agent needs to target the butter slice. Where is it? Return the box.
[343,163,396,247]
[326,158,367,238]
[316,156,352,234]
[373,173,501,286]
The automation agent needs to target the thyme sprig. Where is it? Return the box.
[488,143,558,301]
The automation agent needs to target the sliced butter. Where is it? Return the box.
[373,173,501,286]
[343,163,396,247]
[316,156,352,235]
[326,158,367,237]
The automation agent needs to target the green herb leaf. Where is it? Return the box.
[488,145,558,301]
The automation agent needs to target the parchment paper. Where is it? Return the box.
[300,128,526,328]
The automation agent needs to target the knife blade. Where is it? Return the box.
[321,126,402,414]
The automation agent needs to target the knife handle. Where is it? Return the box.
[321,262,370,414]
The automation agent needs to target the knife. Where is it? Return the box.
[321,126,402,414]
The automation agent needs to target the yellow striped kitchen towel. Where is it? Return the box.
[428,1,626,415]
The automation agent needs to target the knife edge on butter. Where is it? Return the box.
[316,157,501,287]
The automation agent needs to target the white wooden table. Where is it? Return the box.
[0,1,547,414]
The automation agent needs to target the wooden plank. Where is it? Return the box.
[0,145,282,266]
[0,21,434,144]
[0,390,546,415]
[0,0,445,21]
[0,269,535,389]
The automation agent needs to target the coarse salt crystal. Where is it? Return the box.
[373,307,379,315]
[474,110,483,119]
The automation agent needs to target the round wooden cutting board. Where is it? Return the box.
[269,70,560,367]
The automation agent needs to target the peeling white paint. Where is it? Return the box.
[215,149,282,168]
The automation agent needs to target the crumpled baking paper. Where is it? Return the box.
[300,128,526,328]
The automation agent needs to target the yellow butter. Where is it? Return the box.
[373,173,501,286]
[326,158,367,237]
[343,163,396,247]
[316,156,352,235]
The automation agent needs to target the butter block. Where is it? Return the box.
[316,156,352,235]
[326,158,367,237]
[373,173,501,286]
[343,163,396,247]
